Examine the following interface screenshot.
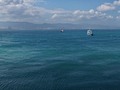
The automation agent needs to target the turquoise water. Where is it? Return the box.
[0,30,120,90]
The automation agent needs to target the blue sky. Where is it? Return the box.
[37,0,114,10]
[0,0,120,28]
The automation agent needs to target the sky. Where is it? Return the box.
[0,0,120,28]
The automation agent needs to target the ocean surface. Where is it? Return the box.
[0,30,120,90]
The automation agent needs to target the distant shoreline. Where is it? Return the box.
[0,29,120,31]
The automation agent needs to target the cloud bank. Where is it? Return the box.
[0,0,120,27]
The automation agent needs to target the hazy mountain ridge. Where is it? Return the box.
[0,22,119,30]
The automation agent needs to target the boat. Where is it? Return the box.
[60,29,64,32]
[87,29,93,36]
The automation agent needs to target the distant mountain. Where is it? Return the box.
[0,22,119,30]
[0,22,83,30]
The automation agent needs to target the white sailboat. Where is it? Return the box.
[87,29,93,36]
[60,28,64,32]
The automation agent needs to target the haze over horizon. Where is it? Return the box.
[0,0,120,29]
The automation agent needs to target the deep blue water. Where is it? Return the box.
[0,30,120,90]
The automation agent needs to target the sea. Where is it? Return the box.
[0,30,120,90]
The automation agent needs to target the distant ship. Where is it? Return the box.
[60,29,64,32]
[87,29,93,36]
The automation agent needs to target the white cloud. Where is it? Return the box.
[116,16,120,19]
[0,0,24,5]
[0,0,115,24]
[113,0,120,6]
[118,10,120,13]
[106,15,113,19]
[51,14,58,19]
[97,0,120,12]
[73,9,108,20]
[97,3,115,11]
[0,0,45,5]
